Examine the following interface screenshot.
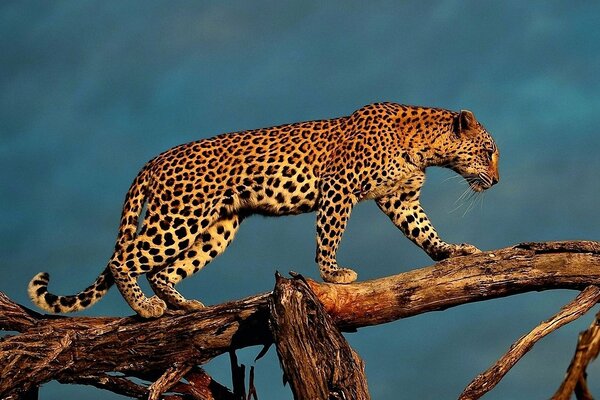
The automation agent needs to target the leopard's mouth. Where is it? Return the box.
[465,173,493,192]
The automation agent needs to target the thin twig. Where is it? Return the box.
[574,375,594,400]
[148,363,193,400]
[552,310,600,400]
[247,366,258,400]
[229,350,247,399]
[171,366,236,400]
[459,285,600,400]
[58,374,148,398]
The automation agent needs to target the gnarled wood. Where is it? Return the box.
[270,273,369,399]
[552,309,600,400]
[0,292,271,399]
[1,241,599,399]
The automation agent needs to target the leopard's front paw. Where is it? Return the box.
[321,267,358,284]
[179,299,205,312]
[432,243,481,261]
[447,243,481,258]
[137,296,167,319]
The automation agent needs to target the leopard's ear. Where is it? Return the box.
[455,110,476,136]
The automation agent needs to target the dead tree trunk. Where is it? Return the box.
[270,273,369,400]
[1,241,599,399]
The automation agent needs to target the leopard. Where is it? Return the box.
[28,102,499,318]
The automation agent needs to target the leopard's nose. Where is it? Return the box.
[491,176,499,186]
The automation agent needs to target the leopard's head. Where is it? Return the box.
[448,110,499,192]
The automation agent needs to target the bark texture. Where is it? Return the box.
[306,241,600,329]
[270,273,369,400]
[1,240,599,399]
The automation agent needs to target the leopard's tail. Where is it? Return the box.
[27,268,114,314]
[28,167,152,314]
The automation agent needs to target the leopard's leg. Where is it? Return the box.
[315,180,358,284]
[110,209,218,318]
[376,177,481,261]
[147,214,241,311]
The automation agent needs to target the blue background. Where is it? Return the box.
[1,1,599,398]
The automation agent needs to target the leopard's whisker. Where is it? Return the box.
[450,182,476,213]
[478,192,486,211]
[442,174,463,183]
[462,191,480,217]
[454,185,473,206]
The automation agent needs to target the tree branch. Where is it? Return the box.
[148,363,193,400]
[58,374,149,399]
[459,285,600,400]
[305,240,600,329]
[1,240,599,399]
[170,367,236,400]
[552,309,600,400]
[270,273,369,399]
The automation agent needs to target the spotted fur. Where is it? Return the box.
[28,102,499,318]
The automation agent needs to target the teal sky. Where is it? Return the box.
[1,1,599,399]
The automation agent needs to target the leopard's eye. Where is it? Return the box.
[486,150,494,161]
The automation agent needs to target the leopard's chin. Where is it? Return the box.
[471,184,484,192]
[464,175,491,192]
[469,181,491,192]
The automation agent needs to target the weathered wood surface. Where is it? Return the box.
[1,240,599,398]
[0,292,269,399]
[270,274,369,400]
[307,241,600,329]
